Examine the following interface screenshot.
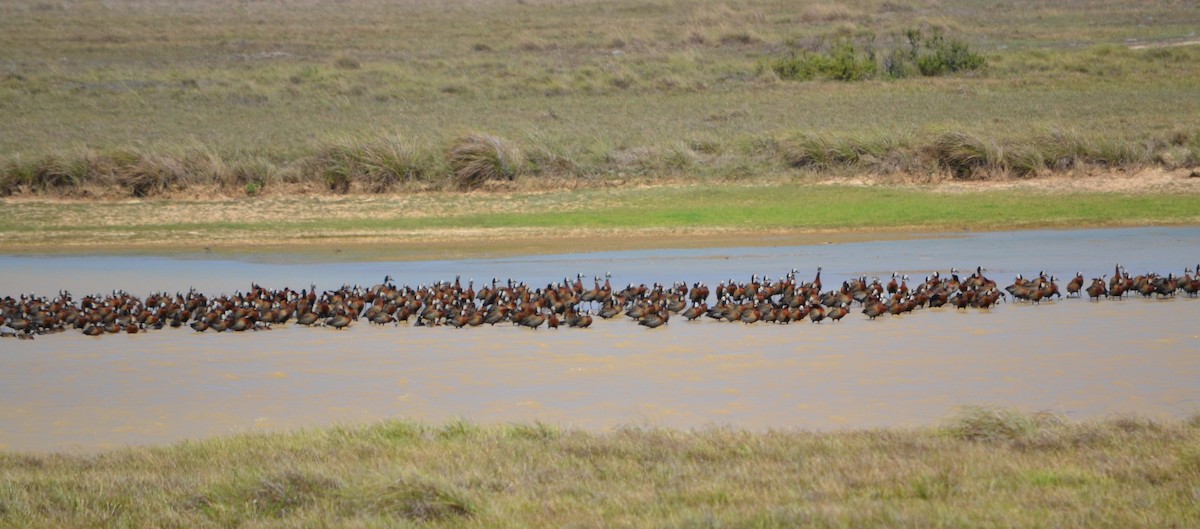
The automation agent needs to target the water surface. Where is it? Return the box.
[1,227,1197,452]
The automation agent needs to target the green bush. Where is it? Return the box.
[912,29,986,76]
[768,29,984,82]
[766,41,878,81]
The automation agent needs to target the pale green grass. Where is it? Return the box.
[2,410,1198,528]
[1,184,1197,253]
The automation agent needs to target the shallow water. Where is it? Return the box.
[1,227,1198,452]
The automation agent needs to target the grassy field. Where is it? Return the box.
[1,0,1199,195]
[1,409,1197,528]
[2,181,1198,255]
[3,4,1199,525]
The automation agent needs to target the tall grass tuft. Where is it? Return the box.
[447,133,524,190]
[524,130,582,178]
[778,132,911,172]
[926,130,1005,179]
[29,153,92,192]
[311,135,437,193]
[2,147,236,197]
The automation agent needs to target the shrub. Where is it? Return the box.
[447,133,524,190]
[766,40,877,81]
[910,29,986,76]
[767,28,983,82]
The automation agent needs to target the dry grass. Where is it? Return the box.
[2,411,1198,528]
[447,133,524,190]
[309,135,441,193]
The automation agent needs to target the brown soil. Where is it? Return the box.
[819,167,1200,194]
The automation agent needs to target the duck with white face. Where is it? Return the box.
[1067,272,1085,297]
[1086,277,1108,300]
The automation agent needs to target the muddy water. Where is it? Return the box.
[1,227,1198,452]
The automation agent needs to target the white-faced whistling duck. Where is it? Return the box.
[574,312,594,328]
[807,303,826,324]
[1067,272,1084,297]
[517,310,546,329]
[1183,268,1200,296]
[826,303,848,322]
[326,314,352,330]
[862,298,887,319]
[638,306,668,328]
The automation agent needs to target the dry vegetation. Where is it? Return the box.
[2,409,1198,528]
[1,0,1199,197]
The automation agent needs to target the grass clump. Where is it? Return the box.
[778,132,911,173]
[448,133,525,190]
[926,130,1005,180]
[244,470,341,518]
[1,148,237,197]
[310,135,437,193]
[355,474,476,522]
[942,406,1065,444]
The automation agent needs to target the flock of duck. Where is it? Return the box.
[1,264,1197,340]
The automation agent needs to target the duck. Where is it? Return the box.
[862,298,887,320]
[1182,268,1200,297]
[516,310,547,329]
[1066,272,1084,297]
[1086,277,1108,300]
[638,307,669,329]
[326,313,352,330]
[682,302,707,321]
[825,303,848,322]
[807,303,826,324]
[566,310,593,328]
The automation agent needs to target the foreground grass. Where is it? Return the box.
[1,0,1199,195]
[2,409,1197,528]
[1,183,1197,255]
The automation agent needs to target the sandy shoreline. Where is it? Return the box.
[2,169,1198,260]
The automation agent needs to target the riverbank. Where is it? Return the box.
[3,172,1199,259]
